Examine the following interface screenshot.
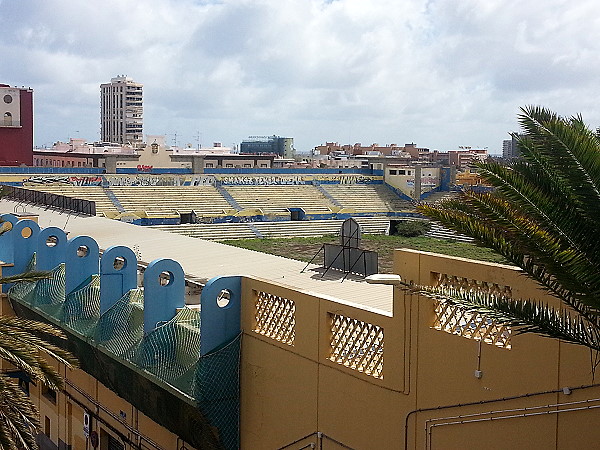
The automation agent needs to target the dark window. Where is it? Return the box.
[42,385,57,404]
[44,416,50,437]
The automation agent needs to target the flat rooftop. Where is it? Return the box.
[1,199,394,314]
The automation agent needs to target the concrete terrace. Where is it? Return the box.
[0,198,394,313]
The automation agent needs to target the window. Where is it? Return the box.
[3,94,12,104]
[18,377,29,396]
[44,416,50,437]
[3,112,12,126]
[243,164,251,168]
[226,164,233,168]
[205,163,213,168]
[42,385,57,404]
[389,170,397,175]
[399,169,405,175]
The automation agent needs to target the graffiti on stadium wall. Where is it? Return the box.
[105,175,216,187]
[22,174,217,187]
[23,175,103,186]
[216,174,382,186]
[20,173,380,187]
[187,175,216,186]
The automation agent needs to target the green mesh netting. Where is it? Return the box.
[95,288,144,358]
[63,274,100,336]
[196,334,241,450]
[31,263,66,317]
[7,253,37,303]
[8,263,240,450]
[137,307,201,393]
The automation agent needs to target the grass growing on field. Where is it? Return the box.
[218,234,508,273]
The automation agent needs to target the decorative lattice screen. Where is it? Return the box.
[328,313,384,379]
[253,290,296,346]
[432,272,512,349]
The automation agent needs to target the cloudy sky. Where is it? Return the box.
[2,0,599,154]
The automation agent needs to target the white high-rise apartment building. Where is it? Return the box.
[100,75,143,144]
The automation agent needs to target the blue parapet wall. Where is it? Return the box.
[0,166,384,176]
[206,167,383,175]
[0,214,242,448]
[0,214,242,352]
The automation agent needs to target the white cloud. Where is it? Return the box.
[1,0,600,152]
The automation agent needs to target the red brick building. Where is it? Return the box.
[0,84,33,166]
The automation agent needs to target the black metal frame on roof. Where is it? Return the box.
[301,218,378,281]
[2,185,97,216]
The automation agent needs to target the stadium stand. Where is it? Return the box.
[21,180,417,235]
[222,185,337,215]
[320,184,412,212]
[421,190,461,203]
[108,186,237,217]
[148,222,259,240]
[23,184,120,217]
[150,216,390,240]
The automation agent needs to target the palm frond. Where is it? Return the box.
[0,271,51,285]
[0,375,39,450]
[409,284,600,351]
[417,105,600,351]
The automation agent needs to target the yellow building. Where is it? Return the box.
[1,201,599,449]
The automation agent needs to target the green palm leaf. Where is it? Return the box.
[417,106,600,350]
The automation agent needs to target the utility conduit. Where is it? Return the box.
[425,397,600,450]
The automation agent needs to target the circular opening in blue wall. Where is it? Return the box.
[46,235,58,247]
[113,256,126,270]
[0,221,12,233]
[217,289,231,308]
[159,271,173,287]
[77,246,89,258]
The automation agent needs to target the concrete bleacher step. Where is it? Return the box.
[425,223,474,243]
[320,184,412,212]
[23,184,119,216]
[222,185,337,214]
[150,217,390,241]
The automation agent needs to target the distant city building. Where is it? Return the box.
[33,135,274,172]
[502,135,521,159]
[312,142,449,166]
[100,75,143,145]
[240,136,294,158]
[0,83,33,166]
[447,147,488,171]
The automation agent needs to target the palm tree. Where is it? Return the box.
[0,272,76,449]
[415,106,600,351]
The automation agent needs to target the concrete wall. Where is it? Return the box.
[239,250,600,449]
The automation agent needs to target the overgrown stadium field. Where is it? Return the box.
[218,234,508,273]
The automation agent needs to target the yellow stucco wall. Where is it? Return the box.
[239,249,600,449]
